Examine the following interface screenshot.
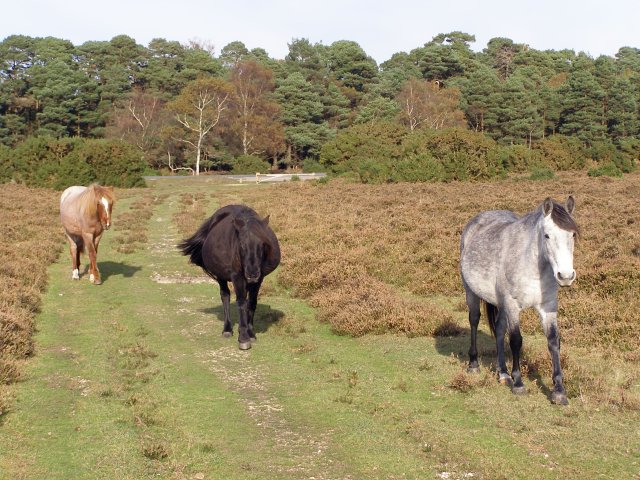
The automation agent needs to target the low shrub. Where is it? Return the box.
[588,162,623,178]
[232,155,271,174]
[529,165,555,180]
[0,137,146,189]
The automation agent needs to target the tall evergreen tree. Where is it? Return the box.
[273,72,333,162]
[324,40,378,94]
[559,69,607,143]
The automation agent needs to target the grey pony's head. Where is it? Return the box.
[541,196,578,287]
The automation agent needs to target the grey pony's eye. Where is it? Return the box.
[544,234,550,239]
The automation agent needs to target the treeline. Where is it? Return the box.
[0,32,638,186]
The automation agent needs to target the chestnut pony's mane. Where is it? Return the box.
[77,184,115,217]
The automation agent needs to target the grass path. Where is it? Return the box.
[1,181,638,479]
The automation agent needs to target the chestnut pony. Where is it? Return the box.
[60,184,115,285]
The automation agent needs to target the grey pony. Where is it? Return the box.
[460,197,578,405]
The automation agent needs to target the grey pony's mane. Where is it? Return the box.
[550,202,579,234]
[518,200,579,234]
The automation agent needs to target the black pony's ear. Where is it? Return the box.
[565,196,575,215]
[263,215,270,225]
[542,197,554,217]
[233,217,246,230]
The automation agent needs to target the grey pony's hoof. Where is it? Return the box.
[512,385,527,396]
[222,331,233,338]
[238,341,252,351]
[467,366,480,374]
[551,391,569,405]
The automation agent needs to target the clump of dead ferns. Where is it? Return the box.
[0,184,62,414]
[240,173,640,408]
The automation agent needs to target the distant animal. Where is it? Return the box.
[459,197,578,405]
[60,184,115,285]
[178,205,281,350]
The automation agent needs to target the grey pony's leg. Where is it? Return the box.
[501,300,526,395]
[218,280,233,337]
[494,307,513,386]
[538,306,568,405]
[465,284,481,373]
[508,323,526,395]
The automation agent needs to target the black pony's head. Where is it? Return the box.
[234,215,270,284]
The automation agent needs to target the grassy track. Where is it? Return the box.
[1,179,638,479]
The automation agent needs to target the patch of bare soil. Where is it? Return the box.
[199,347,350,479]
[150,272,213,284]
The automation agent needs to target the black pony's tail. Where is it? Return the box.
[483,301,498,337]
[177,210,230,271]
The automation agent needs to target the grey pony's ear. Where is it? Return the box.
[542,197,554,217]
[565,196,575,215]
[262,215,270,225]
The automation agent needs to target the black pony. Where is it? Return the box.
[178,205,281,350]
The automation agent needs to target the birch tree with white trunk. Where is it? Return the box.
[169,77,233,175]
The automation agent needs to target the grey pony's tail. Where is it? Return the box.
[483,301,498,337]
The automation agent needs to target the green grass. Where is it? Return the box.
[1,179,638,479]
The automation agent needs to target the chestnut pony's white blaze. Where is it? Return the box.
[101,197,111,229]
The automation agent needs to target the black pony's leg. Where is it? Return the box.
[232,277,251,350]
[218,280,232,337]
[465,286,481,373]
[494,308,512,386]
[246,279,263,341]
[539,307,568,405]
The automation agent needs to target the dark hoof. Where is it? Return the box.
[467,366,480,374]
[238,341,252,351]
[512,385,527,396]
[222,331,233,338]
[498,373,513,386]
[551,391,569,405]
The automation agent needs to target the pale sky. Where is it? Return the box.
[2,0,638,64]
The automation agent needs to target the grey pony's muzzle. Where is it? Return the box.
[556,270,576,286]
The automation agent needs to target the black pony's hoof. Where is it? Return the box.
[238,341,252,351]
[498,373,513,386]
[551,391,569,405]
[222,331,233,338]
[512,385,527,396]
[467,366,480,374]
[250,336,257,343]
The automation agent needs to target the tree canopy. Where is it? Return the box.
[0,32,638,180]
